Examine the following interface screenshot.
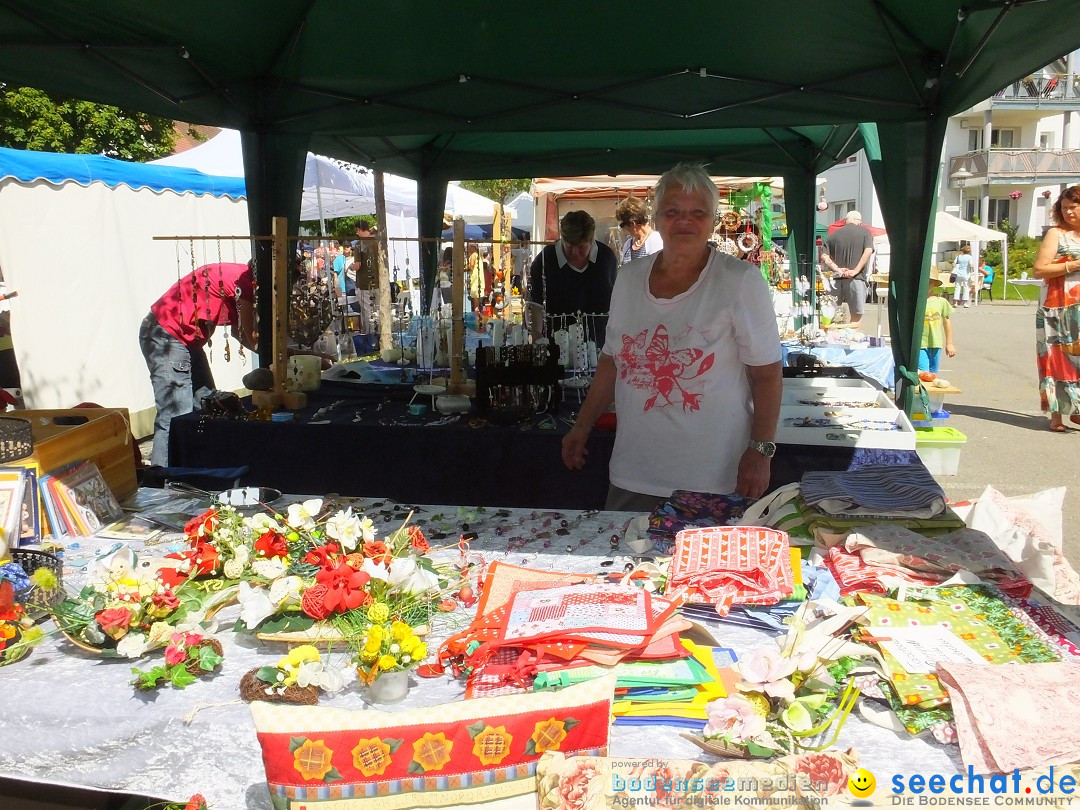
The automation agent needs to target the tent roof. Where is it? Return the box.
[0,2,1074,179]
[932,211,1007,243]
[0,145,245,198]
[533,175,782,200]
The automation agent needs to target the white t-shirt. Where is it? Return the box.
[603,249,782,497]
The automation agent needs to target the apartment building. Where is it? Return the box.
[819,49,1080,238]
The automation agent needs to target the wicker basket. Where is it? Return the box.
[10,548,63,616]
[239,668,320,705]
[0,416,32,463]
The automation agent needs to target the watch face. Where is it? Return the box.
[751,440,776,458]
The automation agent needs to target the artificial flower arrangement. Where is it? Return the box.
[697,604,866,759]
[240,643,350,704]
[0,554,62,665]
[228,498,456,683]
[131,631,224,690]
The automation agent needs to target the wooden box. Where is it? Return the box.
[13,408,138,501]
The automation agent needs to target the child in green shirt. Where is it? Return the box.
[920,270,957,372]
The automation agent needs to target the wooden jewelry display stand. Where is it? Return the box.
[446,218,475,397]
[252,216,307,411]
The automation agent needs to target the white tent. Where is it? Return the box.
[932,211,1007,244]
[0,149,253,435]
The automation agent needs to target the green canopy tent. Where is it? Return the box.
[0,0,1076,409]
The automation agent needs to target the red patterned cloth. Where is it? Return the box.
[666,526,793,615]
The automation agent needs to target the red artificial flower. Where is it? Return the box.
[185,794,208,810]
[0,580,23,622]
[96,607,133,634]
[362,541,392,567]
[190,542,220,576]
[152,589,180,610]
[407,525,430,554]
[314,559,372,613]
[254,530,289,559]
[164,641,187,666]
[303,542,340,569]
[300,583,331,620]
[184,509,219,539]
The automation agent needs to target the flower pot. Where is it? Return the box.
[365,669,411,704]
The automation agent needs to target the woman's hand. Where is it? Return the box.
[735,449,772,499]
[561,425,590,470]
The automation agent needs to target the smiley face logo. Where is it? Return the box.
[848,768,876,798]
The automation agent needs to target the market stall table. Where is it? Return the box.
[168,386,923,508]
[0,494,966,810]
[781,341,895,390]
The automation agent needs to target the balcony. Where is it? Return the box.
[948,149,1080,186]
[991,74,1080,110]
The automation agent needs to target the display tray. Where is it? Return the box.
[781,387,895,409]
[781,376,877,393]
[776,403,916,450]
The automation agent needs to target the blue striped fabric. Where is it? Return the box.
[800,464,946,518]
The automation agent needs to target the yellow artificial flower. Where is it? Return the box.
[286,645,321,667]
[391,621,410,641]
[378,654,397,670]
[369,624,385,641]
[293,739,335,782]
[367,603,390,624]
[360,648,378,663]
[399,636,418,655]
[411,643,427,661]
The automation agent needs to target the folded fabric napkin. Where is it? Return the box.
[801,464,947,518]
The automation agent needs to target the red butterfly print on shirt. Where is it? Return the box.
[617,324,715,412]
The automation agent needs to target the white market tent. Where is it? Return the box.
[0,146,254,434]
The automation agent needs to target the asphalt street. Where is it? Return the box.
[860,294,1080,569]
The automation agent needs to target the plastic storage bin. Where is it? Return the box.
[915,426,967,476]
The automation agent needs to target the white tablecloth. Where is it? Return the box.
[0,495,961,808]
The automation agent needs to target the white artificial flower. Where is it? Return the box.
[324,509,363,551]
[175,609,215,635]
[295,660,324,688]
[286,499,323,531]
[237,581,276,629]
[147,621,174,650]
[387,557,440,595]
[358,516,376,543]
[251,557,288,581]
[360,558,390,582]
[295,661,350,693]
[234,545,250,565]
[317,663,349,693]
[116,632,149,659]
[246,513,283,534]
[222,559,245,580]
[268,575,304,608]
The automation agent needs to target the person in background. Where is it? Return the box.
[822,210,874,328]
[1032,184,1080,432]
[139,262,257,467]
[437,246,454,307]
[561,164,782,511]
[979,263,995,302]
[466,243,488,315]
[920,270,956,372]
[952,244,974,308]
[331,241,348,296]
[614,196,663,265]
[527,210,617,350]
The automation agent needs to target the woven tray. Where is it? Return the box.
[0,415,32,463]
[10,548,63,616]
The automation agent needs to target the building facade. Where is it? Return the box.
[819,49,1080,238]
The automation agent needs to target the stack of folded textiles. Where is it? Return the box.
[646,490,751,553]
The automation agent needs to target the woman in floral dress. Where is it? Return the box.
[1033,185,1080,432]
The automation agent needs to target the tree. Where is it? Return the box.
[459,178,531,204]
[0,85,176,160]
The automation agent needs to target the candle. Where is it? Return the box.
[554,329,570,367]
[492,320,505,348]
[586,340,598,368]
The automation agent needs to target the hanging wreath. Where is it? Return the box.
[715,238,740,256]
[736,231,759,253]
[719,211,741,232]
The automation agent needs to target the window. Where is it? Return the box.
[832,202,856,221]
[988,198,1012,227]
[1039,132,1053,149]
[990,129,1015,148]
[964,198,978,221]
[968,130,981,151]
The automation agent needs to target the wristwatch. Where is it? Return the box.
[747,439,777,458]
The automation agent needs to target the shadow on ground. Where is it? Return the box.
[944,402,1051,431]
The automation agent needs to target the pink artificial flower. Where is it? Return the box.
[736,648,797,701]
[164,642,187,666]
[703,695,767,743]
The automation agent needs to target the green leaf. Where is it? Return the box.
[407,761,425,775]
[745,742,777,758]
[258,614,315,634]
[524,739,537,756]
[466,721,487,739]
[563,717,579,732]
[132,666,168,689]
[255,666,283,684]
[289,737,307,754]
[169,664,197,689]
[198,645,223,672]
[797,693,827,711]
[323,767,343,783]
[384,738,403,754]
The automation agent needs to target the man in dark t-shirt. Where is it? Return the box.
[527,210,617,350]
[823,210,874,328]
